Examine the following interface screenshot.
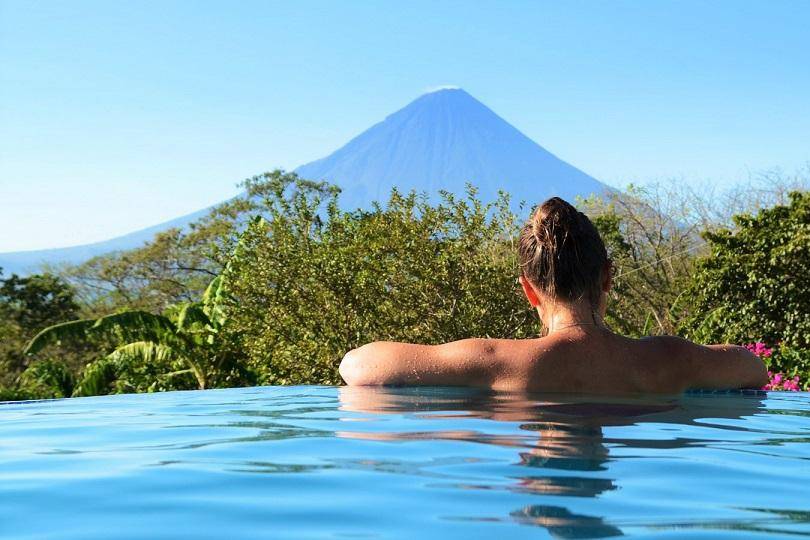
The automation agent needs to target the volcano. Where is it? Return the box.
[1,88,607,275]
[296,88,606,209]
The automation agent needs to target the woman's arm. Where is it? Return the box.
[339,339,511,387]
[653,337,768,390]
[690,343,769,390]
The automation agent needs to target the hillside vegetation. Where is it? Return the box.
[2,169,808,400]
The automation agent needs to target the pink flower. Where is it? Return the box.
[762,371,802,392]
[783,376,801,391]
[745,341,773,358]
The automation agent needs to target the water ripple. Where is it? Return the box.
[1,386,809,539]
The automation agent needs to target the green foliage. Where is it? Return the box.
[70,357,118,397]
[24,266,253,395]
[0,386,37,402]
[24,311,176,356]
[681,191,810,348]
[17,359,75,398]
[0,272,79,330]
[71,343,197,396]
[0,270,87,397]
[3,170,808,400]
[56,173,305,315]
[56,227,221,315]
[581,184,704,336]
[222,171,536,385]
[767,345,810,390]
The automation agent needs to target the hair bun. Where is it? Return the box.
[519,197,608,306]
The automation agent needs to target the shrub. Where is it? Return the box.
[745,341,808,391]
[17,359,75,398]
[681,191,810,348]
[222,172,536,385]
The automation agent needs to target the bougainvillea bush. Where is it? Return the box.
[746,341,808,391]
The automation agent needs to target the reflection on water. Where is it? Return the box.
[337,387,769,538]
[511,505,623,538]
[1,386,809,539]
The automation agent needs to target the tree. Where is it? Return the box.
[13,169,807,399]
[0,271,80,330]
[23,273,252,396]
[680,191,810,348]
[221,172,536,385]
[16,359,75,399]
[580,185,705,336]
[0,270,83,393]
[57,171,311,315]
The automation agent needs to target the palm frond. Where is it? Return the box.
[24,319,98,355]
[202,275,223,308]
[72,357,117,397]
[202,276,228,328]
[72,341,203,396]
[201,217,268,328]
[90,310,176,342]
[74,342,178,398]
[107,341,206,390]
[106,341,180,365]
[25,310,178,356]
[176,303,211,333]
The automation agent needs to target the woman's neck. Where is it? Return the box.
[539,300,605,335]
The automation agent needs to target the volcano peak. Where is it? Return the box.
[295,90,606,210]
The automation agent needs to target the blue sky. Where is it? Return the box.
[1,0,808,251]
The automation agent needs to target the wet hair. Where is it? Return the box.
[518,197,609,307]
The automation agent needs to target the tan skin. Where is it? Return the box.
[339,264,768,394]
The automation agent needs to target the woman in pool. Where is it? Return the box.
[339,197,767,393]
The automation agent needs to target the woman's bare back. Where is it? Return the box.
[340,328,767,394]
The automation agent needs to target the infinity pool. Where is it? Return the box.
[1,387,809,539]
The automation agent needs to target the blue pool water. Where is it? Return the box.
[1,386,809,539]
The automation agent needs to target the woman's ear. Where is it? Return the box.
[519,275,540,308]
[602,260,613,293]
